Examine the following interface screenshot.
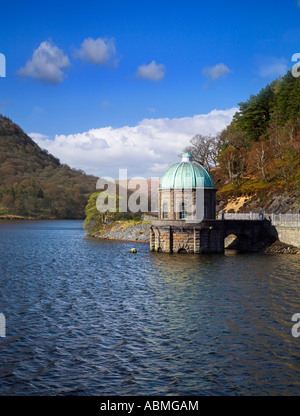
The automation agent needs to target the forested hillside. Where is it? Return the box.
[2,69,299,221]
[187,70,300,213]
[0,115,97,218]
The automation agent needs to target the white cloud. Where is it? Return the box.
[136,60,166,81]
[257,56,288,78]
[29,132,49,141]
[31,108,237,179]
[73,37,116,66]
[17,41,70,84]
[202,63,232,81]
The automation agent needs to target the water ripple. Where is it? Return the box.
[0,220,300,395]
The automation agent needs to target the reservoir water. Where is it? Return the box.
[0,220,300,396]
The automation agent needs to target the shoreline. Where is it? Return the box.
[89,235,149,244]
[2,217,298,253]
[0,215,85,221]
[88,221,300,254]
[0,215,33,220]
[90,234,300,253]
[263,240,300,255]
[89,221,151,244]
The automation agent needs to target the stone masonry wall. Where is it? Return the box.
[172,229,195,253]
[150,221,225,254]
[275,226,300,248]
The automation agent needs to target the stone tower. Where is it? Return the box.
[158,152,216,221]
[150,152,219,253]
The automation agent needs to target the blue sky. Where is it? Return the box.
[0,0,299,177]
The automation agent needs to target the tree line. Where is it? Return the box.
[186,70,300,191]
[0,115,97,218]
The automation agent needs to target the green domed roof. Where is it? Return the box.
[160,152,214,189]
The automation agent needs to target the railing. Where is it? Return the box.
[218,212,300,227]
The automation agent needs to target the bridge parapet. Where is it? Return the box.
[218,212,300,227]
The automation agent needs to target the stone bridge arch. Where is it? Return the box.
[224,233,252,251]
[222,220,277,252]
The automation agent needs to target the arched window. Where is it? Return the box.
[179,202,187,220]
[163,202,168,219]
[204,203,208,219]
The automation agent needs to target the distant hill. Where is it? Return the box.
[0,115,97,218]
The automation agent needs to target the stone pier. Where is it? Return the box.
[150,219,276,254]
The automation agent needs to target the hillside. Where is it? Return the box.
[188,70,300,214]
[2,70,299,221]
[0,115,97,218]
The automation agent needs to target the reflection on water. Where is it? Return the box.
[0,220,300,395]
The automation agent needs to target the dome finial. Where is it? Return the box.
[182,152,193,162]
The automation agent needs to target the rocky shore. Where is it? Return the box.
[0,215,29,220]
[90,221,151,243]
[263,240,300,254]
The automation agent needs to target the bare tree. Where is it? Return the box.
[219,124,248,150]
[248,141,271,183]
[218,146,247,186]
[185,134,224,170]
[209,133,225,167]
